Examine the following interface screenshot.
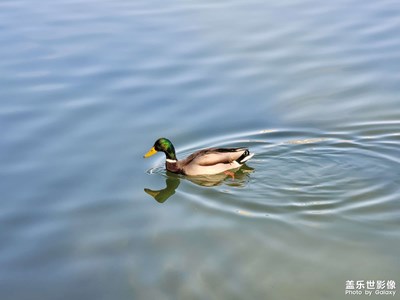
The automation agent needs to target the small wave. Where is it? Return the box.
[151,127,399,237]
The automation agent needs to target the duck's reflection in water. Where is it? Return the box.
[144,176,180,203]
[144,165,254,203]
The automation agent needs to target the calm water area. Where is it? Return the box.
[1,0,399,299]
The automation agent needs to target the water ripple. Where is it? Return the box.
[2,0,400,297]
[146,126,400,237]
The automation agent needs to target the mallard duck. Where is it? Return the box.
[144,138,254,176]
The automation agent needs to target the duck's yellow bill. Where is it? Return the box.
[144,147,157,158]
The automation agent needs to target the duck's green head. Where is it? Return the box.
[144,138,177,160]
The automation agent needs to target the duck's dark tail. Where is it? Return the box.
[236,149,254,164]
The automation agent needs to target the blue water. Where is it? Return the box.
[1,0,399,299]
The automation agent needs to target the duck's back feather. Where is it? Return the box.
[184,148,247,166]
[174,148,252,176]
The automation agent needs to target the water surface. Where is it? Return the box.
[1,0,399,299]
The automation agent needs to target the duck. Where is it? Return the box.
[144,137,254,176]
